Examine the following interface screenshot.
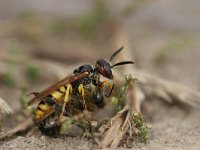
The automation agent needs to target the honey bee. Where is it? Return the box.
[28,47,134,136]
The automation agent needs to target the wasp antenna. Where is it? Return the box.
[111,61,134,68]
[110,46,124,62]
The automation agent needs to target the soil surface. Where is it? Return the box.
[1,0,200,149]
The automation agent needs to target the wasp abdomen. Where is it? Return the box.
[34,88,66,121]
[35,101,52,120]
[38,117,61,137]
[45,97,56,105]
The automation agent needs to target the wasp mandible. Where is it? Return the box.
[28,47,134,135]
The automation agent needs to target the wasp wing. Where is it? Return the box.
[28,71,89,106]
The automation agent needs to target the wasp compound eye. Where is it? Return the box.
[96,59,113,79]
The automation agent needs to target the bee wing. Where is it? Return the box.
[27,71,89,106]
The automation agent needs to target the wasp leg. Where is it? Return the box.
[93,89,105,108]
[78,84,86,109]
[54,104,62,114]
[99,80,114,97]
[59,84,73,119]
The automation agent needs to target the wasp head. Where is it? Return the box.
[95,46,134,79]
[95,59,113,79]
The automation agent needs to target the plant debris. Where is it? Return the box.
[0,97,13,115]
[96,75,149,148]
[0,118,33,141]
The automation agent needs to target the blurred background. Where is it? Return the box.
[0,0,200,149]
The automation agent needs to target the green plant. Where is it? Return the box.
[19,84,29,109]
[155,36,197,63]
[76,0,108,38]
[110,75,149,142]
[2,72,15,87]
[18,11,35,21]
[155,40,184,63]
[48,19,68,35]
[123,0,142,15]
[25,64,40,80]
[6,41,22,64]
[110,75,135,111]
[132,113,149,142]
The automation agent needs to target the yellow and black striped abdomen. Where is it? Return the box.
[34,86,66,121]
[35,101,53,120]
[50,86,66,103]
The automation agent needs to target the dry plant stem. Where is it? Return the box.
[97,81,136,149]
[96,23,200,148]
[96,28,139,148]
[0,118,33,141]
[137,70,200,107]
[111,22,200,108]
[97,106,130,149]
[111,23,145,113]
[114,69,200,108]
[0,97,13,115]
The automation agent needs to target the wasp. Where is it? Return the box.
[28,46,134,136]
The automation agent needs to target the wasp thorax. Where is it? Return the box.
[74,64,93,74]
[95,59,113,79]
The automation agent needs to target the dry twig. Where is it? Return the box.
[96,80,137,149]
[96,106,130,148]
[137,70,200,107]
[111,22,200,108]
[0,118,33,141]
[96,22,200,148]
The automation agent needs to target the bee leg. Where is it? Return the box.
[59,84,73,119]
[78,84,86,109]
[99,80,114,97]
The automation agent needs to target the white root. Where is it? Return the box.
[0,97,13,115]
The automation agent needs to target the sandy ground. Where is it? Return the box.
[1,0,200,149]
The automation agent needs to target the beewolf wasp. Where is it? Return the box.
[28,47,134,136]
